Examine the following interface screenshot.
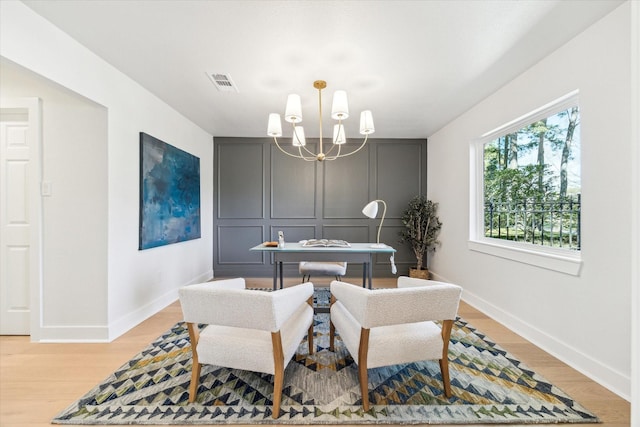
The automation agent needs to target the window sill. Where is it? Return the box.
[468,239,582,276]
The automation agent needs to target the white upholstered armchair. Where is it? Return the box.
[329,276,462,410]
[178,278,315,418]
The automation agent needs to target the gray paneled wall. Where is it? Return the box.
[213,137,427,279]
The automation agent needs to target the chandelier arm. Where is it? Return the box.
[332,119,343,144]
[298,146,317,161]
[299,143,319,158]
[290,123,319,158]
[322,119,345,158]
[272,137,316,161]
[323,142,339,157]
[324,134,370,161]
[334,144,343,158]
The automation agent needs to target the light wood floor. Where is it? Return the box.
[0,277,630,426]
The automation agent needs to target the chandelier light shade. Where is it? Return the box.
[285,94,302,123]
[331,90,349,119]
[362,199,387,248]
[360,110,375,134]
[267,113,282,137]
[267,80,375,161]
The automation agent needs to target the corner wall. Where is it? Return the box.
[428,3,631,398]
[1,59,109,339]
[0,1,214,341]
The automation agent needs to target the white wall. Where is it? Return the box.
[1,60,109,334]
[0,1,214,341]
[428,3,632,399]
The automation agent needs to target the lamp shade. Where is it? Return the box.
[292,126,306,146]
[331,90,349,120]
[285,94,302,123]
[362,200,379,218]
[362,199,387,247]
[267,113,282,137]
[359,110,375,135]
[333,124,346,145]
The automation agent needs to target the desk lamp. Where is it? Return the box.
[362,199,387,248]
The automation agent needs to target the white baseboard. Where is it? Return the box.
[38,325,110,342]
[192,270,214,284]
[108,269,214,341]
[430,271,630,401]
[107,288,179,341]
[37,270,214,343]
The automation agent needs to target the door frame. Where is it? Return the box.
[631,0,640,422]
[0,97,42,341]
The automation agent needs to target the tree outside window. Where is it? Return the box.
[482,106,581,249]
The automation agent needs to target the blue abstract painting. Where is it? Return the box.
[139,132,201,250]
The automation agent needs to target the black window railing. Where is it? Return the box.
[485,194,581,250]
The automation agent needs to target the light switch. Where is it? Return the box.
[41,181,52,197]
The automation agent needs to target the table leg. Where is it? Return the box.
[361,263,367,288]
[368,254,373,289]
[273,259,278,291]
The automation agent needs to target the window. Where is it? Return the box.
[470,91,582,275]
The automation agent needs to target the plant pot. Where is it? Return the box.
[409,268,429,280]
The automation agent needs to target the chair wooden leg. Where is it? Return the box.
[272,367,284,419]
[358,363,370,411]
[358,328,371,411]
[271,331,285,419]
[440,319,454,398]
[186,323,201,403]
[329,295,337,351]
[308,325,314,354]
[306,297,314,354]
[329,320,335,351]
[439,358,452,397]
[189,363,201,402]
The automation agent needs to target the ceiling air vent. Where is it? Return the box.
[207,72,239,93]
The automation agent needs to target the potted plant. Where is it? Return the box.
[399,195,442,279]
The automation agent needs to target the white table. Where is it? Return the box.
[250,242,396,290]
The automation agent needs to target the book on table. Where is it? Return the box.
[302,239,351,248]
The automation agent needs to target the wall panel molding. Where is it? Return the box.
[217,225,264,264]
[271,146,317,218]
[213,138,427,277]
[216,141,264,219]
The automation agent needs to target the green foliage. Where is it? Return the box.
[483,107,580,204]
[485,164,554,203]
[399,196,442,271]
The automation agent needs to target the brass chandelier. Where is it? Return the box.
[267,80,375,161]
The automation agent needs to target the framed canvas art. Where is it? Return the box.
[139,132,201,250]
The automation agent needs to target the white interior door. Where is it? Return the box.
[0,100,41,336]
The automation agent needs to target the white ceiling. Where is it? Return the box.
[22,0,622,139]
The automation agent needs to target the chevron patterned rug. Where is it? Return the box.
[52,290,598,424]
